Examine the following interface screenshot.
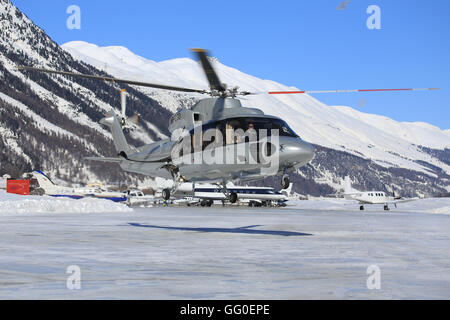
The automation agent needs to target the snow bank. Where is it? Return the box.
[0,190,132,214]
[395,198,450,214]
[289,197,450,214]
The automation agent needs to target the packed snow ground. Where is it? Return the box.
[0,194,449,299]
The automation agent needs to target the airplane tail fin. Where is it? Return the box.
[282,183,293,197]
[100,111,132,158]
[391,185,402,200]
[32,171,56,192]
[344,176,352,194]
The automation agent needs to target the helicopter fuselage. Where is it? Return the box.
[105,98,315,184]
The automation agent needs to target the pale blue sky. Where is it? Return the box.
[12,0,450,130]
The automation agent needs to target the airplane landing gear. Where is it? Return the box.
[200,199,213,207]
[221,178,237,204]
[229,192,238,204]
[162,164,183,202]
[281,174,290,189]
[384,204,390,211]
[360,205,364,211]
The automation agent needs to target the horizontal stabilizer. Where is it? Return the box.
[85,157,123,163]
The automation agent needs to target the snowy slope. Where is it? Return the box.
[0,0,172,184]
[62,41,450,177]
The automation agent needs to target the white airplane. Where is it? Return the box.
[31,171,127,202]
[192,184,289,207]
[342,176,419,211]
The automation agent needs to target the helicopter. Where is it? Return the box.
[18,49,439,201]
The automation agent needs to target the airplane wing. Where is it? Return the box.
[388,197,421,204]
[85,157,123,163]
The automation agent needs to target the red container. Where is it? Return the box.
[6,180,30,195]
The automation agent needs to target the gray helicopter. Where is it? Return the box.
[19,49,438,201]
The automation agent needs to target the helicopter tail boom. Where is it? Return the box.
[100,111,132,158]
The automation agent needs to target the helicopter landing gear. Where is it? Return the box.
[161,164,184,202]
[162,180,181,201]
[162,188,171,201]
[281,174,290,189]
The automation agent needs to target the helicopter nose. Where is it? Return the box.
[301,141,315,162]
[279,137,315,165]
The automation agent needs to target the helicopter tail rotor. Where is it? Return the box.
[118,89,140,129]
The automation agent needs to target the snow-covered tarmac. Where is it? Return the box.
[0,192,449,299]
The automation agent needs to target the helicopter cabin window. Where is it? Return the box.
[191,127,202,152]
[189,121,224,152]
[225,119,247,145]
[202,124,222,150]
[193,113,202,122]
[226,122,234,145]
[188,117,298,153]
[225,117,299,139]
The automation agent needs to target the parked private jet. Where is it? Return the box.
[193,185,289,207]
[32,171,127,202]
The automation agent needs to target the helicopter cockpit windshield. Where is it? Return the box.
[187,116,299,151]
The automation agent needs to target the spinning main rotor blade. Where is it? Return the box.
[266,88,440,95]
[190,48,226,92]
[17,66,208,94]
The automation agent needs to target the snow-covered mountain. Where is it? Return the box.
[62,40,450,196]
[0,0,170,184]
[62,41,449,170]
[0,0,448,196]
